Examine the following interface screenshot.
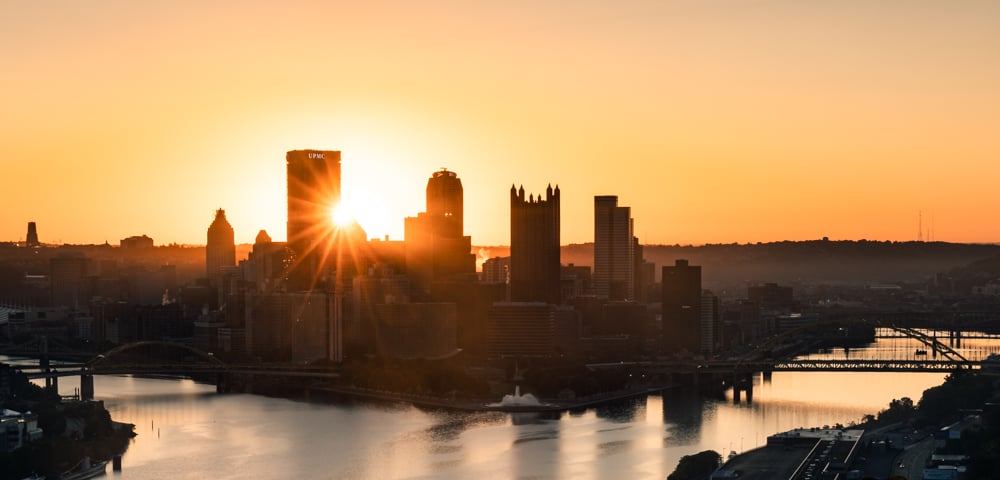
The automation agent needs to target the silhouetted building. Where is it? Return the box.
[106,303,189,344]
[594,196,634,300]
[595,301,649,337]
[193,309,226,353]
[244,230,288,294]
[25,222,39,247]
[178,282,218,314]
[700,290,720,354]
[206,209,236,286]
[244,291,338,362]
[736,300,763,344]
[217,327,246,359]
[351,267,410,354]
[560,263,592,300]
[481,256,510,285]
[121,265,176,306]
[50,253,89,308]
[374,303,458,359]
[634,240,656,303]
[287,292,335,363]
[286,149,341,290]
[662,259,701,355]
[425,169,464,237]
[509,184,560,304]
[747,283,795,311]
[120,235,154,249]
[6,308,71,340]
[488,302,555,357]
[432,281,506,357]
[404,169,475,298]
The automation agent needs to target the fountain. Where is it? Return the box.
[497,385,544,407]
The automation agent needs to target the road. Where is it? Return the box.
[891,436,936,480]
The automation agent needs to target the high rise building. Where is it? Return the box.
[404,169,476,298]
[50,253,89,309]
[25,222,39,247]
[747,283,795,311]
[700,290,720,354]
[634,240,656,303]
[481,256,511,285]
[286,149,341,289]
[662,259,702,355]
[593,196,635,300]
[509,184,560,304]
[425,169,463,237]
[206,209,236,285]
[245,230,288,294]
[487,302,556,357]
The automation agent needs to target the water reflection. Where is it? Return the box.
[593,396,645,423]
[662,388,705,447]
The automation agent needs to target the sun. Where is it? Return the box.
[331,188,394,239]
[331,203,355,228]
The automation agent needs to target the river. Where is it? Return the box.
[11,331,1000,479]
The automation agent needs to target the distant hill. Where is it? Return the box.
[476,240,1000,292]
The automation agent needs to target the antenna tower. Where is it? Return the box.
[918,211,923,242]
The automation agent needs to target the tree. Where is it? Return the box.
[877,397,915,424]
[668,450,721,480]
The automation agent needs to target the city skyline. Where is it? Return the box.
[4,2,1000,246]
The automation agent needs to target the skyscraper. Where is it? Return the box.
[509,184,560,304]
[404,169,475,298]
[662,259,702,355]
[206,208,236,284]
[700,290,720,354]
[25,222,39,247]
[50,252,89,309]
[425,169,463,237]
[287,149,341,256]
[286,149,341,289]
[593,196,635,300]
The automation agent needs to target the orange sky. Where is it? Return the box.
[2,1,999,246]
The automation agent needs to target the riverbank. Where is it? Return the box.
[0,363,135,480]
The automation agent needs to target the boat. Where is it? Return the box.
[60,459,107,480]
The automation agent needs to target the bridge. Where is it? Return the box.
[3,339,340,400]
[5,313,1000,403]
[589,357,980,374]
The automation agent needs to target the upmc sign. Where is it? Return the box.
[308,152,325,159]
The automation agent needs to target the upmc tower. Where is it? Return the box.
[286,149,341,287]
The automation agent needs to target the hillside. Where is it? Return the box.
[477,240,1000,293]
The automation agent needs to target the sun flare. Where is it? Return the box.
[331,204,355,228]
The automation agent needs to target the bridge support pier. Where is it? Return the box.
[80,374,94,401]
[40,336,53,391]
[216,372,230,393]
[732,373,753,405]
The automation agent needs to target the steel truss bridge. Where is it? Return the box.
[589,357,981,374]
[590,322,993,374]
[22,364,341,380]
[6,340,340,389]
[765,358,978,372]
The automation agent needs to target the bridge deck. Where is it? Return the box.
[589,358,979,373]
